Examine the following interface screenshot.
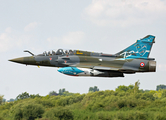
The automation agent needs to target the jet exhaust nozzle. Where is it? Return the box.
[149,61,156,72]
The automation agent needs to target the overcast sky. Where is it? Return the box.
[1,0,166,100]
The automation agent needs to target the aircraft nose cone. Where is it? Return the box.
[9,56,35,65]
[9,57,24,64]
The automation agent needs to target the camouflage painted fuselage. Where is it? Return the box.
[9,35,156,77]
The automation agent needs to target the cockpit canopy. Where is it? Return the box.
[37,49,74,56]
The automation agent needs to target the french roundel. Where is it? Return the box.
[140,62,145,67]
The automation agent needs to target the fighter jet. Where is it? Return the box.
[9,35,156,77]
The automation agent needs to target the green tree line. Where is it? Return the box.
[1,82,166,120]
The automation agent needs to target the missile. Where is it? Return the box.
[58,67,124,77]
[57,67,103,76]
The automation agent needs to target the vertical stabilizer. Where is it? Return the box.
[116,35,155,59]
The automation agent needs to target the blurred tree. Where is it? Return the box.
[62,88,66,93]
[144,90,151,92]
[16,92,30,100]
[7,98,15,102]
[116,85,129,92]
[49,91,58,96]
[89,87,93,92]
[134,80,140,93]
[22,103,44,120]
[44,106,73,120]
[156,85,166,91]
[12,102,44,120]
[59,89,62,95]
[62,91,75,96]
[2,98,6,103]
[30,94,41,98]
[116,84,134,92]
[59,88,66,95]
[161,90,166,97]
[94,86,99,92]
[140,92,155,100]
[89,86,99,92]
[128,85,134,90]
[0,95,4,105]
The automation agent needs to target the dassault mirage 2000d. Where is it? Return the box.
[9,35,156,78]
